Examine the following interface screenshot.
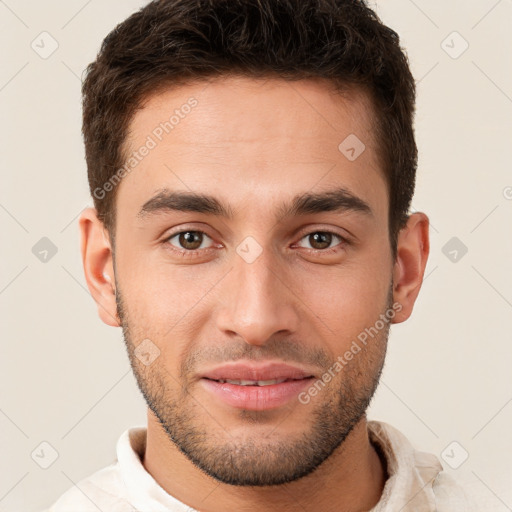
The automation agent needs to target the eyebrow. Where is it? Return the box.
[137,186,372,222]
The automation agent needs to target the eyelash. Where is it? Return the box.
[162,228,349,258]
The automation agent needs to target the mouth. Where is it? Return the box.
[199,361,316,382]
[203,377,312,386]
[200,377,315,410]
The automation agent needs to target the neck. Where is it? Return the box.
[142,411,387,512]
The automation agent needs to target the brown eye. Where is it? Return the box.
[308,232,332,250]
[167,230,212,251]
[297,231,345,252]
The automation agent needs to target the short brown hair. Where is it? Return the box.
[82,0,417,256]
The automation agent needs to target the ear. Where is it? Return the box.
[391,212,430,324]
[78,207,120,327]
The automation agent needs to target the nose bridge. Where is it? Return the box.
[236,245,279,308]
[217,239,299,345]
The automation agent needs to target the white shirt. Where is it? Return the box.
[44,420,475,512]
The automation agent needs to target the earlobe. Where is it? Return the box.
[78,207,120,327]
[391,212,430,324]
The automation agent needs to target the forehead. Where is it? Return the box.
[125,75,377,151]
[116,75,386,222]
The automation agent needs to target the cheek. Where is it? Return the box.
[119,252,215,315]
[297,261,391,337]
[117,258,224,356]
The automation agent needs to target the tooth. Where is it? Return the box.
[220,378,288,386]
[258,379,286,385]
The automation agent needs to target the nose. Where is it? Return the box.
[215,245,300,346]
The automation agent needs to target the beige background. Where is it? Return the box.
[1,0,511,510]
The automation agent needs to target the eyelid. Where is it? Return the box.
[164,228,217,250]
[297,231,343,244]
[162,222,216,239]
[162,225,351,256]
[294,224,353,243]
[293,229,349,252]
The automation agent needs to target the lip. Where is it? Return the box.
[199,362,316,411]
[200,378,314,410]
[199,362,316,382]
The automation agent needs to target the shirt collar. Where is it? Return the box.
[367,420,444,511]
[116,420,444,512]
[117,425,192,512]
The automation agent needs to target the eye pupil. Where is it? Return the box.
[310,232,332,249]
[179,231,202,250]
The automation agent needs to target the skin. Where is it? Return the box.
[79,75,429,512]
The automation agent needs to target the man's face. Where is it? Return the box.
[113,76,394,486]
